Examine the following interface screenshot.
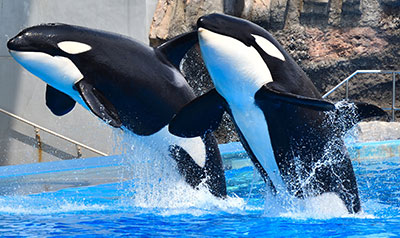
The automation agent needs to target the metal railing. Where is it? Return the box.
[0,107,108,159]
[322,70,400,121]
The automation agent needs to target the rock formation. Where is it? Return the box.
[149,0,223,46]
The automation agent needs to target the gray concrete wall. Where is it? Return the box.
[0,0,158,165]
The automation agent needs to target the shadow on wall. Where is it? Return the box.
[9,129,77,161]
[0,0,32,165]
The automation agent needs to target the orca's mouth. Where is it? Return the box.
[196,13,242,33]
[7,35,59,57]
[197,15,218,33]
[196,13,254,47]
[7,36,20,51]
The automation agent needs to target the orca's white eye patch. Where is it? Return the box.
[57,41,92,54]
[251,34,285,62]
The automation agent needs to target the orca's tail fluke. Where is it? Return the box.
[353,102,389,121]
[331,101,388,136]
[169,132,227,198]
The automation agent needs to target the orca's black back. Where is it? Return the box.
[255,99,361,213]
[64,28,195,135]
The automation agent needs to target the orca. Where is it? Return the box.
[169,13,386,213]
[7,23,226,198]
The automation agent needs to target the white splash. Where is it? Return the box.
[113,128,245,214]
[262,190,375,219]
[261,101,374,219]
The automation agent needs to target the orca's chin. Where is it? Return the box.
[198,28,221,45]
[8,50,20,59]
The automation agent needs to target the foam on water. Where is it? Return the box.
[277,193,375,219]
[260,183,369,219]
[0,196,109,215]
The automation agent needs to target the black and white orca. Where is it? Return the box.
[169,13,386,213]
[7,23,226,198]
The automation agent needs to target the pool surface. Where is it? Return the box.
[0,144,399,237]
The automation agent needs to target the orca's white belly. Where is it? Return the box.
[136,126,207,168]
[230,103,287,193]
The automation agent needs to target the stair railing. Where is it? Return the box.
[322,70,400,121]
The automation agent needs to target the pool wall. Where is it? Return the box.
[347,140,400,161]
[1,140,397,195]
[219,141,400,162]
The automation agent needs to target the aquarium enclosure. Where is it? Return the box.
[0,0,399,237]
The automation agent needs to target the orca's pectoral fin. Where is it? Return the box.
[353,102,388,121]
[169,88,226,138]
[75,80,122,128]
[169,145,205,189]
[156,31,198,69]
[45,85,76,116]
[255,84,336,111]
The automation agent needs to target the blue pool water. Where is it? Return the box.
[0,152,398,237]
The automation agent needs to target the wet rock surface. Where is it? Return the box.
[149,0,223,47]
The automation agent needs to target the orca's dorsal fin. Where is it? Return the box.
[156,31,198,69]
[45,84,76,116]
[75,79,122,128]
[169,88,226,138]
[255,84,336,111]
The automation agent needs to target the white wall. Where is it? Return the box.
[0,0,158,165]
